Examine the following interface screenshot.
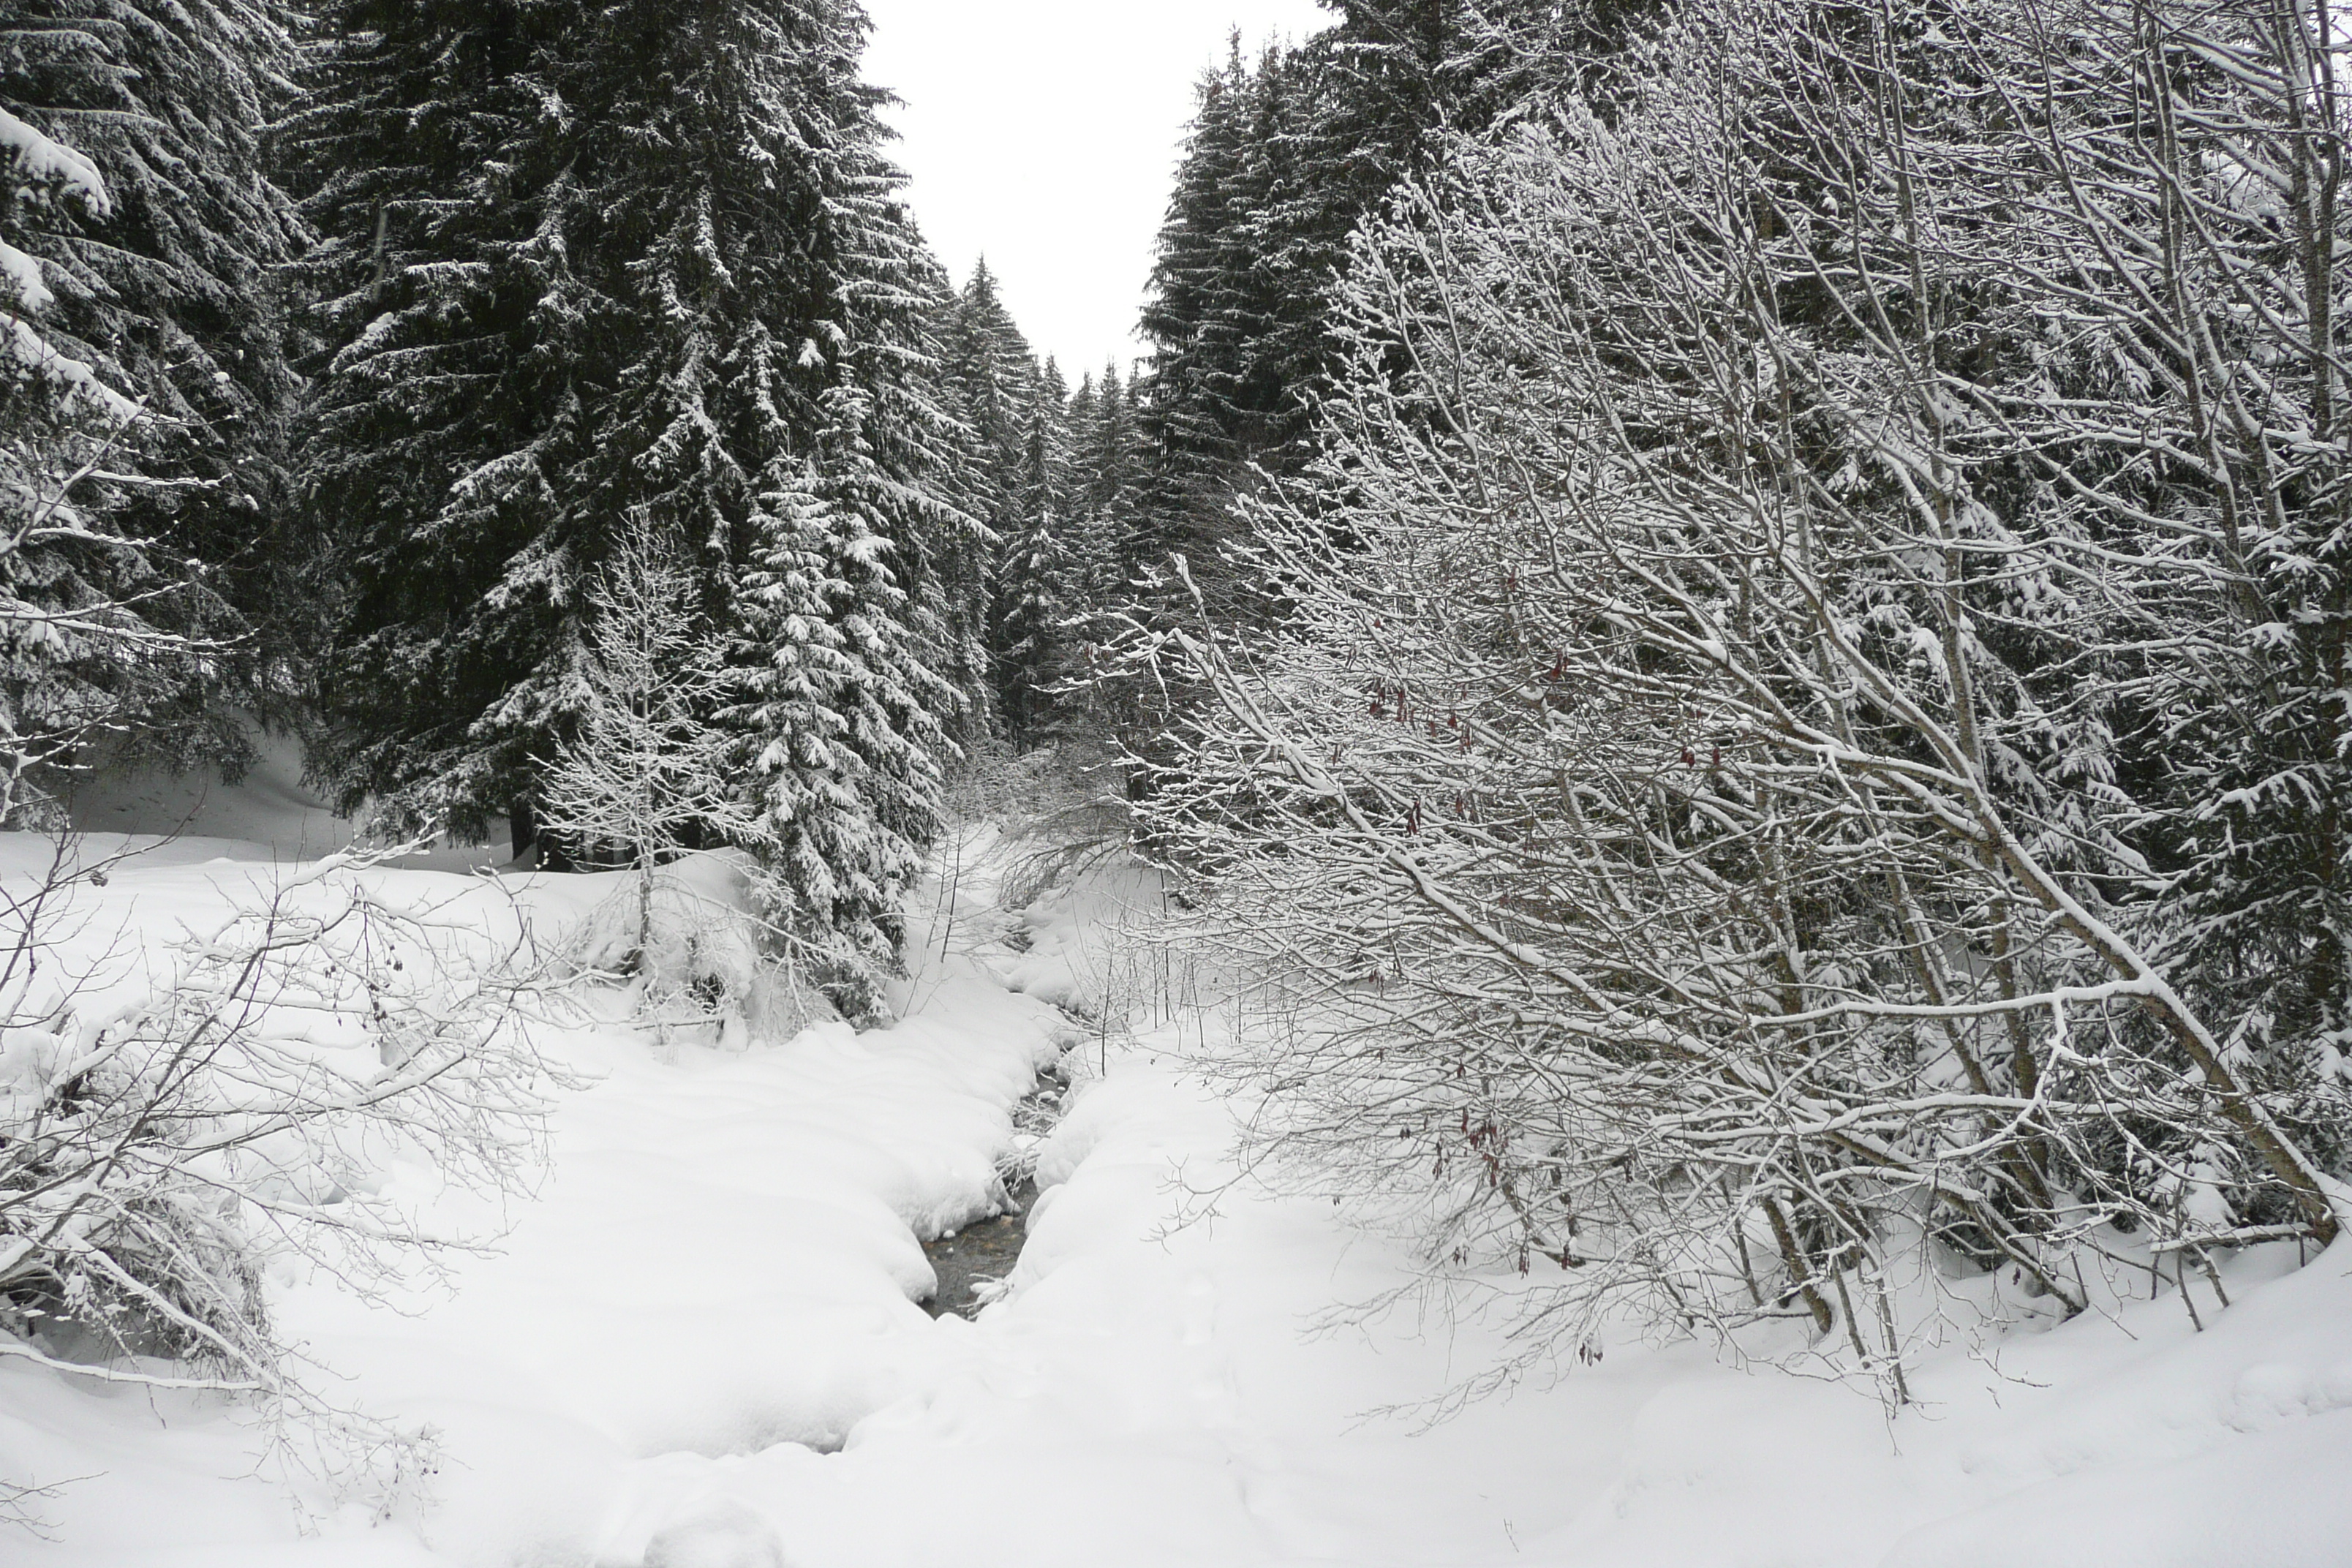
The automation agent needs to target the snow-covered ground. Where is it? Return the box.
[8,759,2352,1567]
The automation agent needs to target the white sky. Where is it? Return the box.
[861,0,1332,382]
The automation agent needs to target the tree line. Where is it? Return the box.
[2,0,1556,1013]
[1,0,1170,1014]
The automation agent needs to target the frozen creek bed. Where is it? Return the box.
[920,1173,1038,1318]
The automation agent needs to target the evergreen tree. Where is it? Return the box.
[545,0,974,931]
[289,0,584,844]
[734,429,949,1020]
[0,95,156,821]
[938,258,1042,732]
[641,0,981,1012]
[1,1,310,780]
[1126,41,1296,617]
[1128,38,1316,557]
[1059,369,1109,611]
[938,258,1037,529]
[992,358,1071,744]
[1079,362,1140,583]
[1122,2,1624,627]
[296,0,974,1006]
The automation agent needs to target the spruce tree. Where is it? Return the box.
[992,358,1072,745]
[555,0,971,1008]
[1121,3,1617,627]
[734,428,950,1020]
[297,0,975,1006]
[937,258,1041,732]
[1128,42,1264,611]
[1,1,310,782]
[569,0,983,1011]
[939,259,1037,528]
[290,0,585,843]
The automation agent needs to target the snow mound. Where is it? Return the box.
[66,724,359,862]
[641,1498,790,1568]
[558,851,834,1044]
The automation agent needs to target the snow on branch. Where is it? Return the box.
[6,317,141,424]
[0,108,109,218]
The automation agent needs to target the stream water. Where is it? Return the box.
[920,1062,1068,1318]
[919,1172,1039,1318]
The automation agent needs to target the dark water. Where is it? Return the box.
[919,1065,1068,1319]
[919,1172,1039,1319]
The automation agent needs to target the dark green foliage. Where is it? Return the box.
[296,0,969,823]
[937,260,1042,732]
[293,0,979,1006]
[1,1,311,780]
[992,358,1072,745]
[543,0,976,968]
[287,0,581,839]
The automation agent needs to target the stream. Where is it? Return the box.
[920,1171,1040,1319]
[920,1058,1069,1318]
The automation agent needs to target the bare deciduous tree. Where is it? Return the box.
[1128,0,2352,1405]
[534,527,823,1038]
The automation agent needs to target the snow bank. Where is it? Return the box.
[67,727,362,862]
[0,818,1065,1565]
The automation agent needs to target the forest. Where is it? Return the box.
[5,0,2352,1561]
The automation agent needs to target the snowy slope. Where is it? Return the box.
[64,725,361,863]
[4,778,2351,1567]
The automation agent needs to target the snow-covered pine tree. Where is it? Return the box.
[0,103,154,821]
[938,258,1042,733]
[734,439,949,1022]
[1044,363,1139,728]
[299,0,979,939]
[939,259,1037,521]
[992,358,1073,745]
[542,0,970,1011]
[1,1,310,787]
[1126,41,1270,613]
[1072,361,1138,605]
[290,0,587,845]
[1123,4,1597,630]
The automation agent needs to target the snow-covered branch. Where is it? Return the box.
[1123,0,2352,1404]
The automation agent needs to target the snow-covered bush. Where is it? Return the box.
[1131,0,2352,1403]
[946,737,1131,912]
[562,849,837,1046]
[0,839,551,1489]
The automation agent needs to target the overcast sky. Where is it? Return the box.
[862,0,1331,382]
